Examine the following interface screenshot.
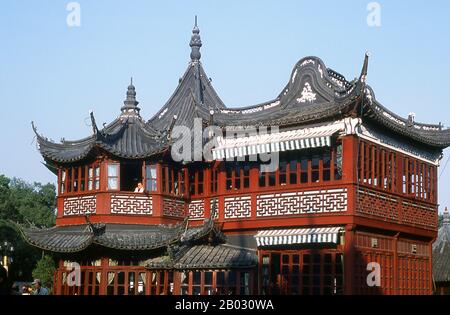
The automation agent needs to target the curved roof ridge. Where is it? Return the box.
[366,86,442,130]
[214,55,358,117]
[32,121,96,147]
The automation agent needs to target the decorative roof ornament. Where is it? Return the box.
[407,112,416,127]
[359,52,370,83]
[120,77,140,116]
[89,110,99,135]
[189,16,202,62]
[296,82,317,103]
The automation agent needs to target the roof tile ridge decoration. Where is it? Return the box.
[32,121,96,147]
[216,56,359,118]
[364,85,443,130]
[32,121,97,163]
[364,86,450,147]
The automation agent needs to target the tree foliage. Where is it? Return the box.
[0,174,56,282]
[32,255,56,289]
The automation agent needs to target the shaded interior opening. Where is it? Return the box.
[120,161,142,191]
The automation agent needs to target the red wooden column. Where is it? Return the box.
[54,259,65,295]
[250,166,259,219]
[341,135,358,183]
[217,163,226,221]
[342,135,359,216]
[204,166,212,218]
[99,257,109,295]
[428,241,434,295]
[343,224,356,295]
[56,196,64,218]
[172,271,181,295]
[393,232,399,294]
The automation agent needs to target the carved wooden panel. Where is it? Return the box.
[401,201,437,229]
[210,198,219,219]
[356,188,437,229]
[163,198,185,217]
[224,196,251,219]
[110,194,152,215]
[188,200,204,219]
[63,196,96,216]
[256,188,347,217]
[356,189,398,221]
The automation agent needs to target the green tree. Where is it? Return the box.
[0,174,56,282]
[32,255,56,291]
[9,178,56,227]
[0,175,22,222]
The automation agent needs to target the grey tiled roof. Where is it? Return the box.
[32,29,450,164]
[33,114,166,163]
[19,224,94,253]
[18,219,218,253]
[146,244,257,270]
[433,212,450,283]
[93,224,183,251]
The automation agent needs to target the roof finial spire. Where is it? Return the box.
[190,16,202,62]
[121,79,140,116]
[444,207,450,225]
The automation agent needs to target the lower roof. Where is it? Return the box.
[145,244,257,270]
[433,218,450,282]
[18,219,217,253]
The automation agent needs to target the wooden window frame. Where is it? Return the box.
[257,144,342,190]
[358,139,437,203]
[225,163,251,192]
[107,163,120,191]
[211,166,218,194]
[59,163,101,196]
[87,164,100,191]
[162,165,186,196]
[144,163,158,192]
[189,168,205,197]
[258,250,343,295]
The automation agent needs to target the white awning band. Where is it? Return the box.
[254,227,344,247]
[212,122,344,160]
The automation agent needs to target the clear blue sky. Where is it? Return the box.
[1,0,449,212]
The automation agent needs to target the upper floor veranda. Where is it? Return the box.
[53,132,440,237]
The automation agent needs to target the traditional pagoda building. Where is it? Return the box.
[433,208,450,294]
[20,22,450,295]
